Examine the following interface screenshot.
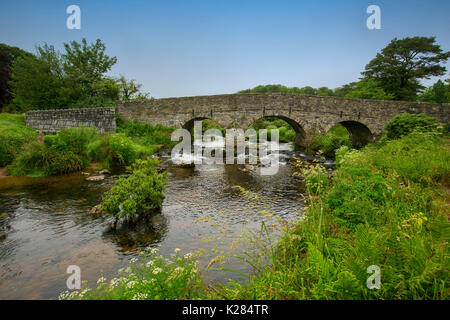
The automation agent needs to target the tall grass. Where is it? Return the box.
[210,132,449,300]
[0,113,37,167]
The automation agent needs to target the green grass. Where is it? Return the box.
[0,113,37,167]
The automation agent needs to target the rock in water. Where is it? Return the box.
[99,169,110,175]
[89,204,103,215]
[85,175,105,181]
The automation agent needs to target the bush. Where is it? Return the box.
[7,141,89,176]
[6,127,97,176]
[385,113,438,140]
[249,117,296,142]
[108,134,148,166]
[101,158,167,224]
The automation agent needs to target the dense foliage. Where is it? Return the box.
[384,113,439,140]
[101,159,167,224]
[5,39,149,113]
[248,117,296,143]
[309,124,352,157]
[0,44,34,111]
[0,113,37,166]
[362,37,450,101]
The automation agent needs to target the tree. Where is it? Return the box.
[344,79,394,100]
[316,86,334,96]
[9,39,120,111]
[333,82,357,97]
[118,75,149,101]
[0,44,34,111]
[0,51,11,110]
[362,37,450,101]
[63,38,117,95]
[10,52,70,111]
[418,80,449,103]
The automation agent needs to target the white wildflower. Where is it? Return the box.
[153,267,163,275]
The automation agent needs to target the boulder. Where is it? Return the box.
[85,175,105,181]
[89,204,103,215]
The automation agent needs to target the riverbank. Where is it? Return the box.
[210,132,450,299]
[60,130,449,300]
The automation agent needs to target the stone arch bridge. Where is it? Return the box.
[117,93,449,147]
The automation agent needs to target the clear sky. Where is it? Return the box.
[1,0,449,98]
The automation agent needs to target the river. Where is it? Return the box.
[0,141,331,299]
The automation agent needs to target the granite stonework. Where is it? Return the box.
[25,107,116,134]
[116,93,450,146]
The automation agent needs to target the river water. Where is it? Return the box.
[0,142,328,299]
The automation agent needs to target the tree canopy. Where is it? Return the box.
[7,38,149,112]
[361,37,450,101]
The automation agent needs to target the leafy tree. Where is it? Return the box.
[118,75,149,101]
[362,37,450,101]
[0,44,34,111]
[63,38,117,94]
[0,51,10,110]
[344,78,394,100]
[298,86,317,95]
[418,80,449,103]
[10,51,70,111]
[316,86,334,96]
[333,83,357,97]
[9,39,119,111]
[238,84,334,96]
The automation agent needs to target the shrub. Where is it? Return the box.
[6,127,96,176]
[7,141,88,176]
[385,113,438,140]
[101,158,167,224]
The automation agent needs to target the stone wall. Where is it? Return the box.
[25,107,116,134]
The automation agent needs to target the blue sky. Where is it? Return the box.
[1,0,449,98]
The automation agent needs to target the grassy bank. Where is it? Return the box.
[0,113,176,177]
[212,132,449,299]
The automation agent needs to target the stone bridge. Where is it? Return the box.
[117,93,449,147]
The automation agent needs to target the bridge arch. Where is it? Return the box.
[182,117,210,131]
[246,115,307,148]
[338,120,374,148]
